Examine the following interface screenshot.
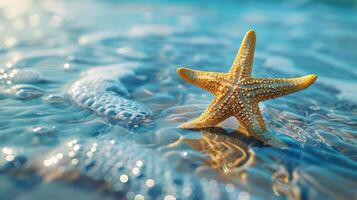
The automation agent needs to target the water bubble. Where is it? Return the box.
[2,147,13,155]
[309,105,320,111]
[134,194,145,200]
[120,174,129,183]
[136,160,143,167]
[71,158,79,165]
[63,63,72,70]
[12,84,44,100]
[145,179,155,188]
[164,195,176,200]
[6,155,14,162]
[32,125,55,135]
[46,94,66,105]
[56,153,63,159]
[132,167,140,176]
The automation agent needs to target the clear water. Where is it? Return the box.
[0,0,356,199]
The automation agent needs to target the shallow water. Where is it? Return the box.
[0,0,356,199]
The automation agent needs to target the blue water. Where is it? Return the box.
[0,0,356,199]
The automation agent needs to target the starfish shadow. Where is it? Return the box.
[174,127,262,184]
[182,124,287,148]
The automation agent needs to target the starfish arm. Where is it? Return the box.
[242,74,317,101]
[234,100,288,147]
[178,94,231,129]
[229,29,256,80]
[177,67,229,95]
[234,100,267,134]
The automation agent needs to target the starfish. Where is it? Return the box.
[177,29,317,143]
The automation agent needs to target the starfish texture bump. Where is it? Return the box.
[177,29,317,141]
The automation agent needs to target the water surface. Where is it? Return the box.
[0,0,356,199]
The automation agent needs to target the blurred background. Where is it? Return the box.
[0,0,356,200]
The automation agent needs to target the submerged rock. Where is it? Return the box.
[38,135,244,200]
[68,64,151,124]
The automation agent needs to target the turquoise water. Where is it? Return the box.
[0,0,356,199]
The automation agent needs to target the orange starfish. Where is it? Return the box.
[177,29,317,142]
